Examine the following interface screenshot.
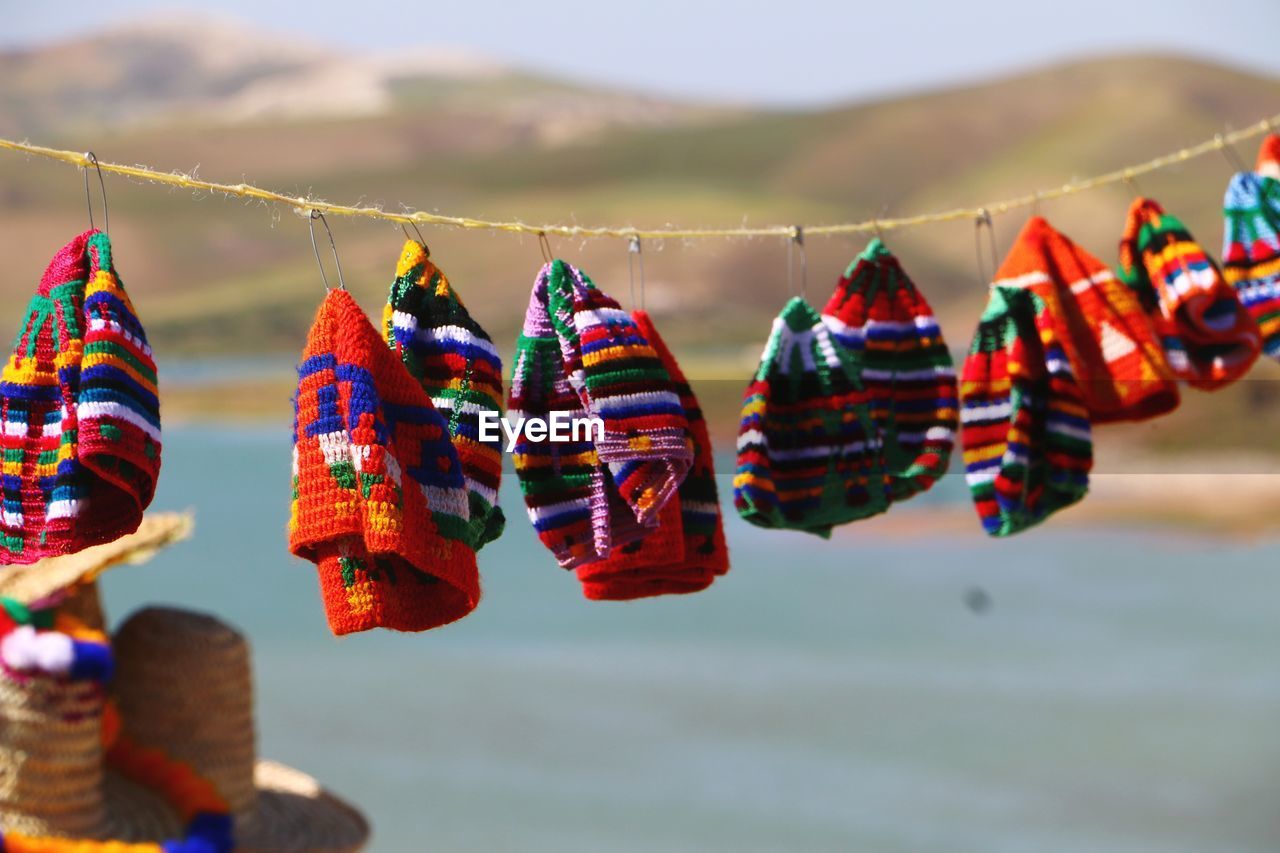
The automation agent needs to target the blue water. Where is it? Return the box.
[103,427,1280,852]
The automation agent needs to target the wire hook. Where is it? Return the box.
[308,210,346,292]
[786,225,807,298]
[83,152,108,233]
[1122,169,1143,199]
[538,231,554,264]
[400,218,427,250]
[974,208,998,286]
[627,235,645,311]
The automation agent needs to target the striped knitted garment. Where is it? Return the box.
[996,216,1178,423]
[1118,197,1260,389]
[1222,164,1280,360]
[820,238,958,502]
[0,229,160,565]
[574,310,729,601]
[734,296,887,538]
[383,239,505,551]
[290,289,479,635]
[510,260,691,569]
[961,285,1093,536]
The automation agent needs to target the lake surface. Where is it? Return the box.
[102,426,1280,852]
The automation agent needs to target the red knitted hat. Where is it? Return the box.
[290,289,480,635]
[0,230,161,564]
[574,310,729,601]
[1117,197,1260,390]
[994,216,1178,423]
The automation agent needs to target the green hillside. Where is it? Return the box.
[1,46,1278,447]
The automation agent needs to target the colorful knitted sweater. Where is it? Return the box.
[734,296,888,537]
[1118,197,1259,389]
[291,289,479,635]
[0,229,160,564]
[1222,169,1280,359]
[383,239,505,551]
[510,260,691,569]
[820,238,957,502]
[961,285,1092,536]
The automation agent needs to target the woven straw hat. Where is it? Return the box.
[0,516,370,850]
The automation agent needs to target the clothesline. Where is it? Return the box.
[0,114,1277,242]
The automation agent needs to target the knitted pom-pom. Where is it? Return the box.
[1222,168,1280,359]
[0,230,160,565]
[960,286,1092,536]
[290,289,479,635]
[383,240,505,551]
[1256,133,1280,180]
[1118,197,1260,389]
[993,216,1178,423]
[734,297,888,537]
[821,238,958,503]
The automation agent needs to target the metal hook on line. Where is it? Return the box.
[1215,133,1249,173]
[538,231,554,264]
[974,208,998,286]
[786,225,807,298]
[628,235,645,311]
[1122,170,1143,200]
[401,218,427,250]
[872,203,890,245]
[308,210,346,292]
[83,152,109,234]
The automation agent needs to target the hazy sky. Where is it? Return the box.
[7,0,1280,105]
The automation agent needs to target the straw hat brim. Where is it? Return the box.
[104,759,370,852]
[0,513,193,607]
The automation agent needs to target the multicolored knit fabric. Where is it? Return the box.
[1222,156,1280,360]
[290,289,479,635]
[574,310,729,601]
[735,297,887,538]
[820,238,957,502]
[994,216,1178,423]
[1118,197,1260,389]
[961,286,1092,536]
[0,229,160,565]
[510,260,691,569]
[383,239,505,551]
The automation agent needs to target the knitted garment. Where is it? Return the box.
[383,239,505,550]
[961,286,1093,536]
[734,297,888,538]
[574,311,729,601]
[1222,168,1280,359]
[994,216,1178,423]
[820,238,958,502]
[1118,197,1260,389]
[0,229,161,565]
[510,260,691,569]
[290,289,479,635]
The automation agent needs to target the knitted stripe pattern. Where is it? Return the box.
[995,216,1178,423]
[383,239,505,551]
[820,238,958,503]
[510,261,691,569]
[734,296,888,538]
[1118,197,1260,389]
[1222,169,1280,359]
[574,310,729,601]
[0,229,160,565]
[961,286,1092,536]
[290,289,479,635]
[544,260,692,523]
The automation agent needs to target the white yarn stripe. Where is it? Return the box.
[75,402,161,442]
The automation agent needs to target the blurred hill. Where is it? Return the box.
[2,16,1279,449]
